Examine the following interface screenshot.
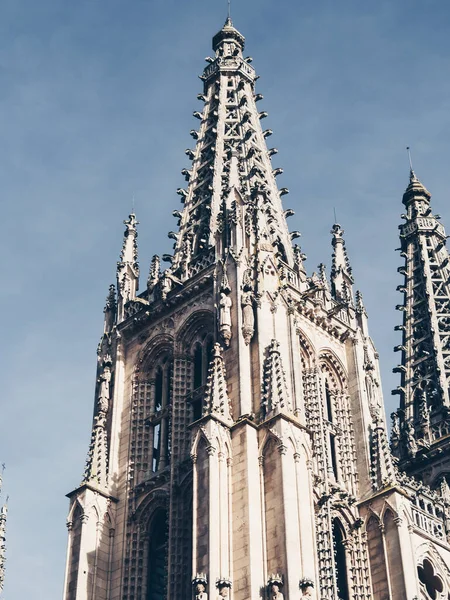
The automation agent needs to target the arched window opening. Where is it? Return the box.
[190,333,214,421]
[146,511,168,600]
[193,344,203,390]
[155,367,163,412]
[332,518,350,600]
[330,434,339,480]
[418,559,443,600]
[325,380,333,423]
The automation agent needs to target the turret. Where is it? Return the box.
[392,169,450,485]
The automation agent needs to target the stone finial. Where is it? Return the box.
[103,284,116,333]
[369,418,397,491]
[330,223,354,305]
[117,213,140,313]
[203,344,233,421]
[262,340,292,415]
[147,254,161,293]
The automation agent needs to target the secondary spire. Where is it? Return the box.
[392,169,450,480]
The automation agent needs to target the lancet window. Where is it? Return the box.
[190,334,214,421]
[322,376,340,482]
[332,518,350,600]
[133,349,173,484]
[146,510,168,600]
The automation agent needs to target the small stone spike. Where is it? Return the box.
[262,340,292,415]
[203,344,233,421]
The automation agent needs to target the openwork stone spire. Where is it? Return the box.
[203,343,233,421]
[262,339,292,415]
[330,223,354,304]
[168,18,295,278]
[392,170,450,472]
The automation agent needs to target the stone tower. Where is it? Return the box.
[63,19,450,600]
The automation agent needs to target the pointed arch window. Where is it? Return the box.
[332,518,350,600]
[323,377,339,481]
[191,334,214,421]
[146,510,168,600]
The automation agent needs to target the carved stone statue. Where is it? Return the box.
[269,582,284,600]
[219,292,232,346]
[405,421,418,458]
[195,582,208,600]
[390,412,400,452]
[97,359,112,417]
[241,291,254,345]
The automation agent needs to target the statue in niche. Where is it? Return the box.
[195,582,207,600]
[219,292,232,346]
[268,582,284,600]
[405,421,418,458]
[97,357,112,417]
[216,579,231,599]
[390,412,400,452]
[161,268,182,302]
[241,291,254,345]
[299,578,315,598]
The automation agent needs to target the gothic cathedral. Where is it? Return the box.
[63,18,450,600]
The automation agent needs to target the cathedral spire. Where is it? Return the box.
[392,169,450,475]
[117,213,139,321]
[168,19,295,281]
[330,223,354,304]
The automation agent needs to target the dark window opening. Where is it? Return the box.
[146,511,168,600]
[332,518,350,600]
[155,368,163,412]
[330,434,338,480]
[193,344,203,389]
[152,423,161,472]
[418,559,444,600]
[325,381,333,422]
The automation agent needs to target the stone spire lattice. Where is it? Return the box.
[392,169,450,471]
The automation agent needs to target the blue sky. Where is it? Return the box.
[1,0,450,597]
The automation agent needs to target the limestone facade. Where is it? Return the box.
[63,18,450,600]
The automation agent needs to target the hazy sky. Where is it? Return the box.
[1,0,450,597]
